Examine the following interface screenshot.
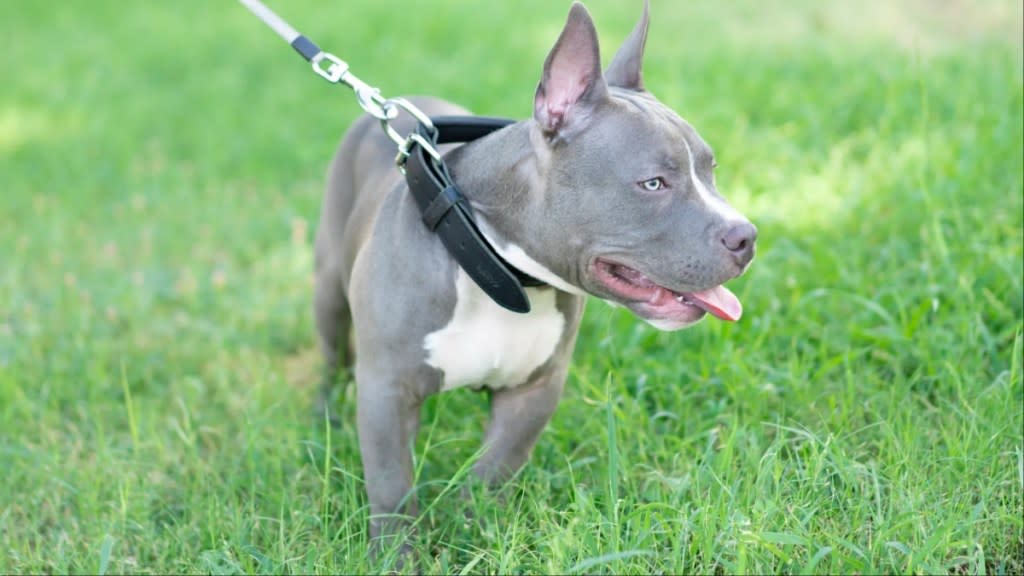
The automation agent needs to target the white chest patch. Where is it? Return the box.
[424,269,565,392]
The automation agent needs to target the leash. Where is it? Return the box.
[237,0,439,165]
[238,0,543,313]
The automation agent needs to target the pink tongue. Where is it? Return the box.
[688,286,743,321]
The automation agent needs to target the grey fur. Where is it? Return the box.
[313,0,756,557]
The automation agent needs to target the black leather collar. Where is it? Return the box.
[403,116,546,314]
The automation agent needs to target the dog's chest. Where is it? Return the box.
[424,270,565,392]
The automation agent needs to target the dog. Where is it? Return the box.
[313,0,756,553]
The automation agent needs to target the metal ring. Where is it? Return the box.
[380,118,406,149]
[357,88,398,121]
[394,132,442,168]
[310,52,348,83]
[386,97,436,134]
[408,133,442,162]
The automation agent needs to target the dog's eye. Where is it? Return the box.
[639,177,666,192]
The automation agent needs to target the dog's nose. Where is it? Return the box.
[721,221,757,267]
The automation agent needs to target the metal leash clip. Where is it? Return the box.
[239,0,542,313]
[386,98,441,170]
[313,57,440,170]
[238,0,441,172]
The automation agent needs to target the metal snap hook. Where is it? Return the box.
[357,88,399,122]
[310,52,347,83]
[386,97,437,136]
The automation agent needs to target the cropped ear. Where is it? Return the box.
[533,2,608,138]
[604,0,650,91]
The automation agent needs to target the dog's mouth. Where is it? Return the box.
[591,258,742,327]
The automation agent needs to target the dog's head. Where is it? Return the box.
[520,0,756,331]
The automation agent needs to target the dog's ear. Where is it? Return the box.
[534,2,608,139]
[605,0,649,91]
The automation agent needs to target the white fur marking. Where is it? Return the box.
[682,138,743,222]
[476,220,588,297]
[424,270,565,391]
[497,244,588,297]
[647,317,700,331]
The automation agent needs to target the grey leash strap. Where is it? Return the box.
[237,0,299,45]
[237,0,440,167]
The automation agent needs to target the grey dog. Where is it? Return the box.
[314,0,756,550]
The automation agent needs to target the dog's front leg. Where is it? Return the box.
[356,377,422,558]
[473,368,567,485]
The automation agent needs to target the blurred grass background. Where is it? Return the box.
[0,0,1021,573]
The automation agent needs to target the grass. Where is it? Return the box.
[0,0,1021,573]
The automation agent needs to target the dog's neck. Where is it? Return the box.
[445,122,539,214]
[443,121,548,243]
[439,120,588,295]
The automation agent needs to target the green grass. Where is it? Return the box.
[1,0,1021,573]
